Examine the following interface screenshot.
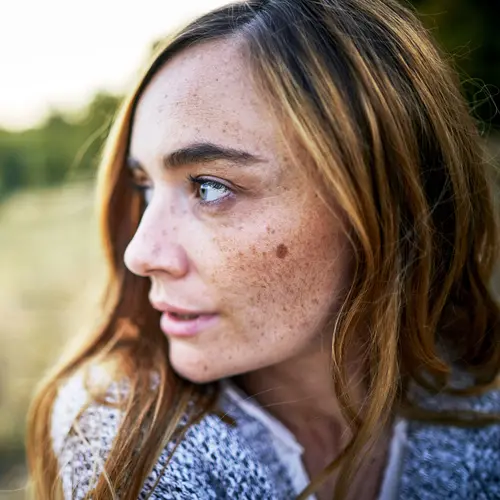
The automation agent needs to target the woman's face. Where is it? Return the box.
[124,39,352,383]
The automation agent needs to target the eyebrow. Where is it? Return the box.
[126,142,265,172]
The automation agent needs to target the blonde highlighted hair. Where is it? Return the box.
[27,0,500,498]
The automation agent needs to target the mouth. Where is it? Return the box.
[168,312,202,321]
[159,311,220,337]
[150,299,219,337]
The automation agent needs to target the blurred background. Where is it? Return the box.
[0,0,499,497]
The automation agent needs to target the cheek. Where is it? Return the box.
[210,214,351,342]
[168,206,351,383]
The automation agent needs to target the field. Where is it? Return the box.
[0,182,105,497]
[0,140,498,498]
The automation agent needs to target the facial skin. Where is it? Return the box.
[124,39,353,385]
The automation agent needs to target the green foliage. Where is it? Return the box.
[409,0,500,129]
[0,2,498,199]
[0,92,121,199]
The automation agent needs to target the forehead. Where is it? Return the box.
[129,39,279,163]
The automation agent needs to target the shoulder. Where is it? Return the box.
[51,370,288,500]
[141,405,284,499]
[399,377,500,499]
[50,368,128,499]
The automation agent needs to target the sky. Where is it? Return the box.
[0,0,229,130]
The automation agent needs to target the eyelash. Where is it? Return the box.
[187,174,233,207]
[128,174,233,207]
[129,178,151,195]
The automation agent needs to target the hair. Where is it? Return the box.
[27,0,500,498]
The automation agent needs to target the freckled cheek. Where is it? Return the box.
[207,238,307,313]
[199,215,348,323]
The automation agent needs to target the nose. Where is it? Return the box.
[124,200,189,279]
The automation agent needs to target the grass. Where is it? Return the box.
[0,136,498,497]
[0,182,105,495]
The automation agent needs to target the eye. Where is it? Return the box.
[143,187,154,205]
[189,176,232,204]
[129,168,153,204]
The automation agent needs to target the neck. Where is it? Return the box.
[234,344,391,500]
[234,342,367,448]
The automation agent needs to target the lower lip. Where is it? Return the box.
[160,312,219,337]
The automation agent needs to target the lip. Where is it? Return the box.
[159,311,220,337]
[150,299,219,337]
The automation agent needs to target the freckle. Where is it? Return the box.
[203,365,208,372]
[162,229,166,236]
[276,243,288,259]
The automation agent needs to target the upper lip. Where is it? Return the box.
[150,299,215,316]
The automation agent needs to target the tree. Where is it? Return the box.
[0,93,121,199]
[409,0,500,129]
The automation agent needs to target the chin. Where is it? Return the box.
[174,365,222,385]
[168,342,232,384]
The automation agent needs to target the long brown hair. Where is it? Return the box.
[27,0,500,498]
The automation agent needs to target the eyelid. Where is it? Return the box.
[128,168,152,187]
[188,175,233,195]
[189,174,228,186]
[188,174,244,191]
[188,174,235,207]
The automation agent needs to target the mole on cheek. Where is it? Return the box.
[276,243,288,259]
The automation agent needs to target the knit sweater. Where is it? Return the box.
[51,371,500,499]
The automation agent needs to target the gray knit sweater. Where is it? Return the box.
[51,372,500,499]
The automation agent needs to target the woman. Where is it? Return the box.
[27,0,500,499]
